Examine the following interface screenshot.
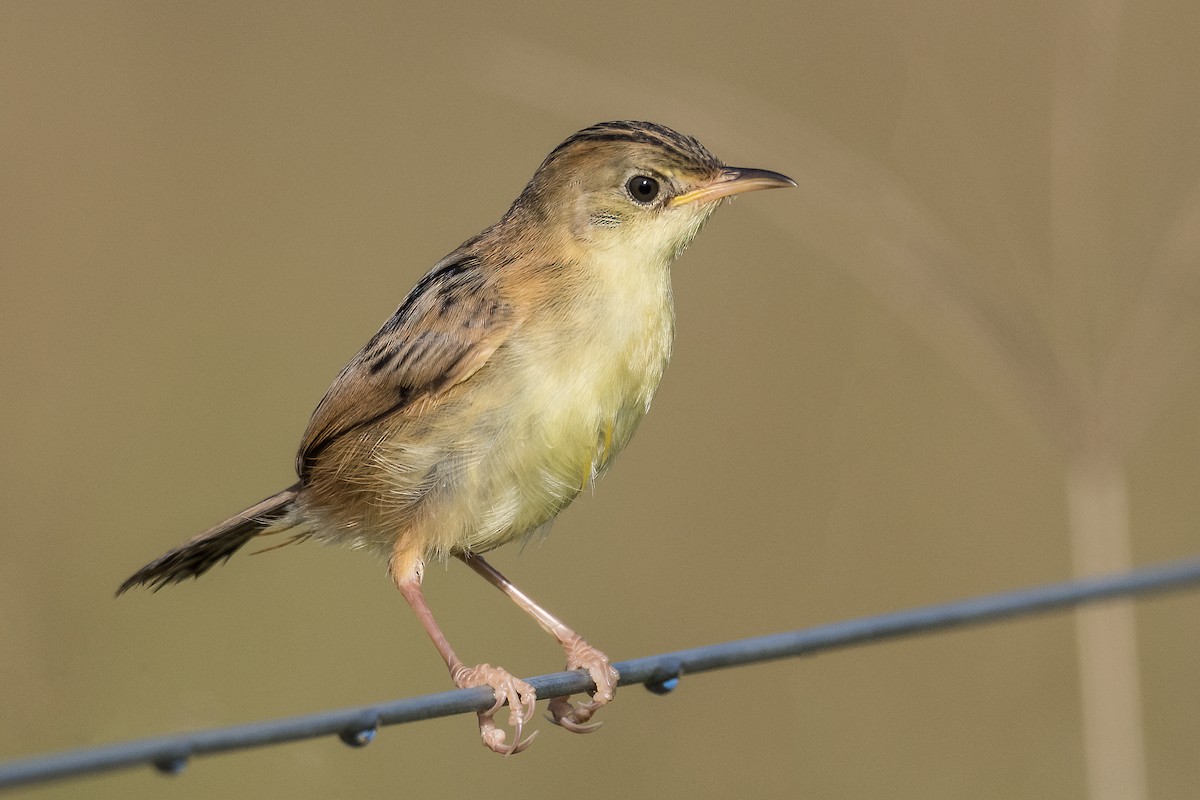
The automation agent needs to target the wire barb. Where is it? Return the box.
[3,556,1199,791]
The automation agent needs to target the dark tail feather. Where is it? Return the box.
[117,484,301,595]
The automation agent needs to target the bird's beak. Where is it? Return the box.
[669,167,796,207]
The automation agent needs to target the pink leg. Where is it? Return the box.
[459,554,619,733]
[393,557,537,754]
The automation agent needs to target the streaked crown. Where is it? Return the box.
[540,120,724,175]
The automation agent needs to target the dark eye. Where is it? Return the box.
[626,175,660,204]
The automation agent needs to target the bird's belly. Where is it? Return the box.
[443,347,664,555]
[434,292,674,552]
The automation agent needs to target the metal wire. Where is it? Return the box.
[3,556,1200,791]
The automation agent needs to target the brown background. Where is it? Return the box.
[3,2,1199,798]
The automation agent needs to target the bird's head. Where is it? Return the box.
[509,121,794,264]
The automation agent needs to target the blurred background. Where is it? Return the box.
[3,1,1199,798]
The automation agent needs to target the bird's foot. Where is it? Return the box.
[452,663,538,755]
[547,635,619,733]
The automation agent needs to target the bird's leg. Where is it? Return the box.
[392,556,537,754]
[459,554,619,733]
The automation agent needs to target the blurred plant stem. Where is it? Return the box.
[1051,1,1146,797]
[1066,444,1145,800]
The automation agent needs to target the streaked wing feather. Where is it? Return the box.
[297,255,516,476]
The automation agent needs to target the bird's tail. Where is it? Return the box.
[117,484,302,594]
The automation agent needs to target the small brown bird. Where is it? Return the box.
[120,120,793,753]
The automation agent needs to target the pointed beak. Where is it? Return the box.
[669,167,796,207]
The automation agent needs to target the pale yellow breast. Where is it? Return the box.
[448,250,676,555]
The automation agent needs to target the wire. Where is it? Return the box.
[3,556,1199,791]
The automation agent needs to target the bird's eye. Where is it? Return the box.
[626,175,660,204]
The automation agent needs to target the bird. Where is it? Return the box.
[119,120,795,754]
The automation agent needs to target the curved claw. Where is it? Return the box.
[452,663,538,755]
[547,696,604,733]
[547,636,620,734]
[480,716,539,755]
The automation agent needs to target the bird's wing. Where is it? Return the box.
[297,254,518,477]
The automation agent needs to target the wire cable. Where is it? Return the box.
[3,556,1199,791]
